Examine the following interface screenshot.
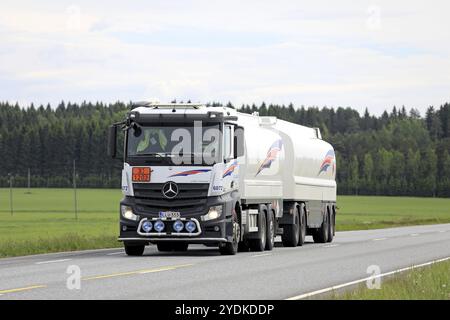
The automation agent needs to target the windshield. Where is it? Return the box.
[127,123,222,166]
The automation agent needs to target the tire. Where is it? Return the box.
[281,208,300,247]
[238,240,250,252]
[124,244,145,256]
[332,207,336,237]
[249,212,267,252]
[297,205,306,246]
[219,215,240,255]
[327,209,334,243]
[312,210,329,243]
[265,211,275,251]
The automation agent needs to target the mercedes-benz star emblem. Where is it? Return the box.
[162,181,179,199]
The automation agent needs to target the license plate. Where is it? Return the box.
[159,211,181,219]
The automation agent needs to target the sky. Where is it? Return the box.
[0,0,449,115]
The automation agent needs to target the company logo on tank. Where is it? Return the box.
[318,150,335,175]
[255,139,283,176]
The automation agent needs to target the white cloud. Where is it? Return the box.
[0,0,449,115]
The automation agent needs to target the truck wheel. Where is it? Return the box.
[281,210,299,247]
[265,211,275,251]
[219,216,240,255]
[249,212,267,251]
[297,205,306,246]
[327,209,334,243]
[124,244,145,256]
[332,207,336,237]
[312,211,329,243]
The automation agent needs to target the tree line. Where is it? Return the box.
[0,101,449,197]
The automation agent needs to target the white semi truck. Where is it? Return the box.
[108,102,337,256]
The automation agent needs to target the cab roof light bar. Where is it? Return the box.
[132,101,204,109]
[125,110,233,123]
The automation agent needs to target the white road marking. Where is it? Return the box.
[35,259,71,265]
[251,253,272,258]
[106,252,124,256]
[286,256,450,300]
[322,244,339,248]
[410,233,419,237]
[372,238,388,241]
[438,230,446,233]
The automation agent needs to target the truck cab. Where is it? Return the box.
[108,102,245,255]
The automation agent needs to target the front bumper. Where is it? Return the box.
[118,237,228,244]
[118,195,234,244]
[119,218,228,244]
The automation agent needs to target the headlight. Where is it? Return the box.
[121,205,139,221]
[202,206,223,221]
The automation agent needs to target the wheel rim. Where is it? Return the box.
[269,219,274,246]
[233,222,240,246]
[301,211,306,242]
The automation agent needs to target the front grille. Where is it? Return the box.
[133,183,209,215]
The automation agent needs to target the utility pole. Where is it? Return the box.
[27,168,31,193]
[73,160,78,220]
[8,173,13,216]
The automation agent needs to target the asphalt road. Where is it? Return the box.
[1,224,449,300]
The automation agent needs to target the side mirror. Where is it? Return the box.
[107,125,117,158]
[313,127,322,140]
[223,125,234,162]
[234,126,244,158]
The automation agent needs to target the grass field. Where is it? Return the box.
[0,188,122,257]
[0,188,450,257]
[337,196,450,231]
[331,259,450,300]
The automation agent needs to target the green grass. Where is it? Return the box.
[336,196,450,231]
[0,188,122,257]
[0,189,449,257]
[331,260,450,300]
